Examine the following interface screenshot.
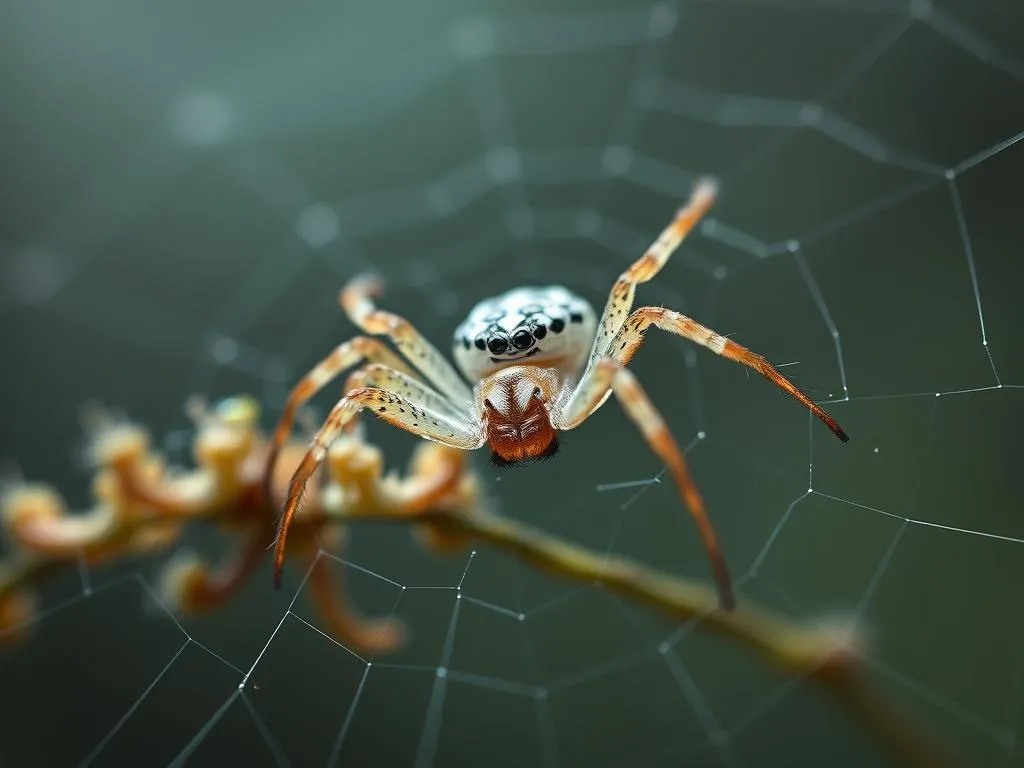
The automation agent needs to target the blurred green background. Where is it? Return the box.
[2,0,1023,766]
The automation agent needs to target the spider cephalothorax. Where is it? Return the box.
[264,178,849,612]
[453,286,595,380]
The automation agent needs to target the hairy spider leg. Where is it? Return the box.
[341,275,475,404]
[586,177,718,369]
[274,388,483,587]
[608,306,849,442]
[261,337,417,508]
[557,358,735,611]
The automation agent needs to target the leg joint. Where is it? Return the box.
[341,386,379,406]
[355,361,394,378]
[595,357,623,376]
[349,335,384,355]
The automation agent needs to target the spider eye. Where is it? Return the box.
[533,323,547,339]
[532,387,542,399]
[487,337,508,355]
[549,318,566,334]
[474,336,487,351]
[511,329,534,350]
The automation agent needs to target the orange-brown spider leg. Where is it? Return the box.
[274,388,483,588]
[261,337,417,508]
[558,358,735,611]
[341,274,475,405]
[587,177,718,367]
[609,306,848,442]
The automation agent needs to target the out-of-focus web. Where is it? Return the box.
[3,1,1024,766]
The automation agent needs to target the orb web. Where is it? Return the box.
[2,1,1023,766]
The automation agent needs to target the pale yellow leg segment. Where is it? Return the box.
[341,275,474,405]
[262,337,418,507]
[273,387,482,586]
[587,178,718,367]
[558,358,735,611]
[608,306,849,442]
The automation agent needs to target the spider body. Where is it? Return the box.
[264,178,849,612]
[453,286,596,465]
[453,285,596,380]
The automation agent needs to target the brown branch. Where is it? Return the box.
[0,400,952,768]
[383,506,952,768]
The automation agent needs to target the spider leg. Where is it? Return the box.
[556,358,734,611]
[262,338,419,508]
[274,387,483,587]
[341,274,475,406]
[337,362,471,444]
[608,306,848,442]
[343,363,468,424]
[586,178,718,369]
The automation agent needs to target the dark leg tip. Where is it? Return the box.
[719,589,736,613]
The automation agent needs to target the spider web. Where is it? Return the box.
[1,0,1023,766]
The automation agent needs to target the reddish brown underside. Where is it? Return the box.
[485,388,558,464]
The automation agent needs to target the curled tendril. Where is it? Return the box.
[0,395,484,656]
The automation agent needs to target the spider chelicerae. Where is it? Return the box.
[264,179,849,610]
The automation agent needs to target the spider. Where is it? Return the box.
[263,178,848,610]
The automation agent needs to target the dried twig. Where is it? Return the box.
[0,397,949,767]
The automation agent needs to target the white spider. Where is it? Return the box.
[264,179,849,610]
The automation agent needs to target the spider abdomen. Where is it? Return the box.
[452,285,596,382]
